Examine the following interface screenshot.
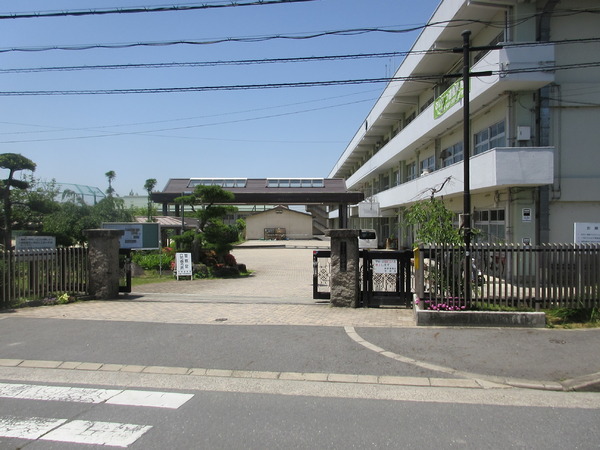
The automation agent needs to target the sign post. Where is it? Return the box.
[175,252,193,280]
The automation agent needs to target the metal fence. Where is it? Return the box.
[416,243,600,309]
[1,247,88,308]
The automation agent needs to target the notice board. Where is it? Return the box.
[102,222,160,249]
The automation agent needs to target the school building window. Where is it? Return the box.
[441,142,463,167]
[474,120,506,155]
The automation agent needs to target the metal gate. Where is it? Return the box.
[119,249,132,293]
[313,249,414,307]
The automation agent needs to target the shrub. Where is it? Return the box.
[132,251,173,270]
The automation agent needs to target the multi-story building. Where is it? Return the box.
[329,0,600,247]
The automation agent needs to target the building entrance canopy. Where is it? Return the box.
[151,178,364,206]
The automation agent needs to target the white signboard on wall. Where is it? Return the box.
[373,259,397,274]
[16,236,56,250]
[574,223,600,244]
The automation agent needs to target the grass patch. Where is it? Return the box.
[131,270,177,287]
[544,307,600,329]
[467,303,600,328]
[470,302,534,312]
[130,269,254,287]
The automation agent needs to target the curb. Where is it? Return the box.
[0,358,500,390]
[561,372,600,392]
[414,308,546,328]
[345,327,600,392]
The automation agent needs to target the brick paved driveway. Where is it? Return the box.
[132,242,325,303]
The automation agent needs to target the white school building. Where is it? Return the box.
[328,0,600,247]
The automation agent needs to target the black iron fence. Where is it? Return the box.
[0,247,88,309]
[416,243,600,309]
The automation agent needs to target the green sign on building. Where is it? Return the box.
[433,78,464,119]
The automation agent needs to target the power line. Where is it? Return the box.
[1,61,599,97]
[0,0,317,20]
[1,2,597,22]
[2,38,599,74]
[0,27,441,54]
[0,51,425,74]
[0,97,376,144]
[0,89,381,135]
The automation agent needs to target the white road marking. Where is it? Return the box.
[107,389,194,409]
[0,382,193,408]
[0,382,120,403]
[0,417,151,448]
[41,420,152,448]
[0,416,67,439]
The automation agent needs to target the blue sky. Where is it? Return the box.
[0,0,440,196]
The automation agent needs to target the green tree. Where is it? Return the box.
[0,153,37,249]
[143,178,157,221]
[105,170,116,197]
[43,195,133,246]
[176,184,237,232]
[11,177,61,235]
[203,218,245,257]
[405,197,463,245]
[175,185,244,261]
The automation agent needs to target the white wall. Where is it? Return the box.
[245,209,313,240]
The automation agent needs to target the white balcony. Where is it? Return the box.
[372,147,554,210]
[338,43,555,184]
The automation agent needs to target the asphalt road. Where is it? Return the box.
[1,315,600,448]
[0,318,453,379]
[1,373,599,449]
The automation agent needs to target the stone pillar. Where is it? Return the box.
[325,229,360,307]
[84,229,124,300]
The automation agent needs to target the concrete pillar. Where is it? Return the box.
[84,229,124,300]
[326,229,360,307]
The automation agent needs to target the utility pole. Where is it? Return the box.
[462,30,473,304]
[451,30,502,304]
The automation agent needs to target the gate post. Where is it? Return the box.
[326,229,360,307]
[84,229,124,300]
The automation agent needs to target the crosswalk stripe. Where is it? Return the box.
[0,382,193,409]
[0,382,120,403]
[41,419,152,448]
[106,389,194,409]
[0,416,67,439]
[0,416,151,448]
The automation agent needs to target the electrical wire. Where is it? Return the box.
[1,38,598,74]
[0,62,598,96]
[0,0,318,20]
[0,51,431,74]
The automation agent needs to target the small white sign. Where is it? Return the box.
[16,236,56,250]
[175,252,193,278]
[373,259,397,274]
[574,223,600,244]
[358,202,380,218]
[522,208,532,223]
